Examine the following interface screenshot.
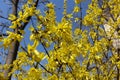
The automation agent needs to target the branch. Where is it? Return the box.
[41,43,50,57]
[0,33,8,36]
[0,23,9,28]
[38,63,53,75]
[0,15,10,20]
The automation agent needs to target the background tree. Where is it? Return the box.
[0,0,120,80]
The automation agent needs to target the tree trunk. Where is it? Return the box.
[4,0,19,79]
[4,41,19,80]
[3,0,39,79]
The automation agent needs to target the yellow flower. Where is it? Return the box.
[48,74,58,80]
[74,6,80,13]
[18,11,23,18]
[18,30,25,34]
[28,44,34,53]
[8,14,16,21]
[27,67,41,79]
[16,34,23,42]
[74,0,81,4]
[3,38,11,48]
[29,26,34,32]
[74,28,82,35]
[46,3,54,8]
[18,52,26,58]
[117,61,120,69]
[32,51,44,62]
[28,0,33,3]
[9,21,17,29]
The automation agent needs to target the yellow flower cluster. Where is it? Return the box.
[1,0,120,80]
[2,31,23,48]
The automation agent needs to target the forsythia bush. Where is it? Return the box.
[0,0,120,80]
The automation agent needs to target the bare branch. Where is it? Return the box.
[0,15,10,20]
